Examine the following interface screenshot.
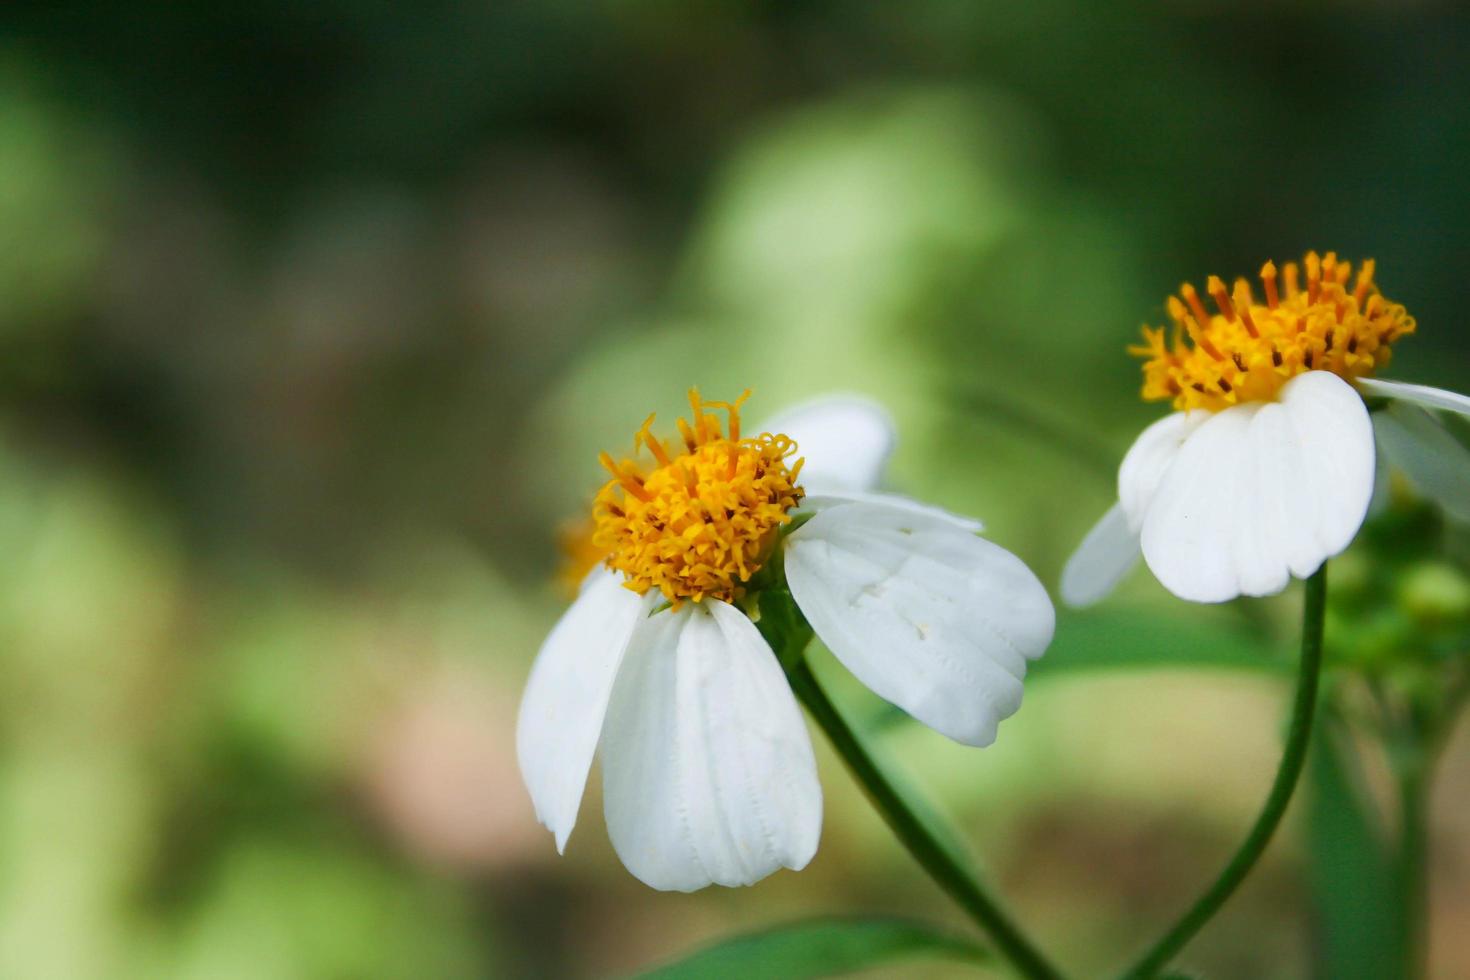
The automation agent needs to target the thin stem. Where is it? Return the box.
[782,654,1064,980]
[1119,563,1329,979]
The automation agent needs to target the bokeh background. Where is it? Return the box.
[2,1,1469,977]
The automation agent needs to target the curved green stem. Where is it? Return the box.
[781,650,1064,980]
[1120,563,1329,979]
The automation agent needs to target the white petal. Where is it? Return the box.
[760,394,897,495]
[798,492,983,532]
[1060,502,1140,607]
[1057,412,1203,607]
[600,600,822,892]
[785,501,1054,747]
[516,570,649,852]
[1141,371,1375,602]
[1374,402,1470,524]
[1118,411,1209,530]
[1358,377,1470,420]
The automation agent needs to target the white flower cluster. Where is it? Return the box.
[521,365,1470,893]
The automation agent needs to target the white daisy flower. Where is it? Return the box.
[519,390,1054,890]
[1063,252,1470,606]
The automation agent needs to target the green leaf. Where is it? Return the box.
[1305,716,1403,980]
[634,917,989,979]
[1033,606,1286,676]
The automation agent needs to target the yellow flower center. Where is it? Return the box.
[1132,251,1416,412]
[592,390,805,604]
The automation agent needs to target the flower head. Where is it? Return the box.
[556,392,900,593]
[593,390,803,604]
[1134,252,1415,412]
[520,391,1055,890]
[1065,253,1470,607]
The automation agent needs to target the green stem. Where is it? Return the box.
[781,651,1064,980]
[1119,563,1329,979]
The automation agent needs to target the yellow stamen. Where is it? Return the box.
[677,417,699,453]
[1283,261,1300,297]
[1181,282,1211,334]
[1232,280,1259,338]
[688,388,708,444]
[1306,250,1322,303]
[593,390,805,604]
[1134,252,1416,412]
[1354,259,1376,307]
[1185,317,1226,362]
[1261,261,1280,309]
[637,413,674,468]
[600,452,654,502]
[1207,275,1236,323]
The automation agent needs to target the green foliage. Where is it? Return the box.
[635,917,988,980]
[1305,719,1402,980]
[1037,606,1285,676]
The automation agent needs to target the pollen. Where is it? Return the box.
[1131,252,1416,412]
[592,389,805,604]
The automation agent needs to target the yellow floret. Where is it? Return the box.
[1132,252,1416,412]
[592,390,804,604]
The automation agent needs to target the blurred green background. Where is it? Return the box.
[1,1,1468,977]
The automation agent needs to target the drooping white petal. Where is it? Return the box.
[784,500,1054,747]
[798,492,983,532]
[759,394,896,495]
[1374,402,1470,525]
[1057,411,1204,607]
[1118,411,1209,529]
[1141,371,1375,602]
[1060,503,1140,607]
[600,600,822,892]
[1358,377,1470,420]
[516,569,650,852]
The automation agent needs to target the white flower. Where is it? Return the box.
[1063,253,1470,606]
[519,392,1054,890]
